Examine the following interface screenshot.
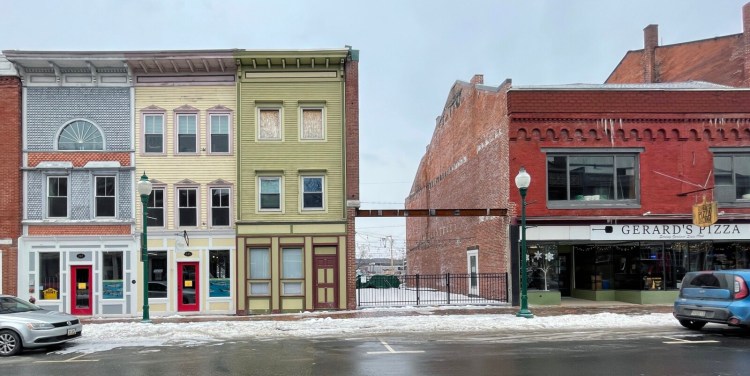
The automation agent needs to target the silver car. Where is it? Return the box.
[0,295,83,356]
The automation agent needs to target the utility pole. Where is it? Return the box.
[382,236,394,274]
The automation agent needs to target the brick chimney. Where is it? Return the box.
[643,24,658,83]
[470,74,484,85]
[743,2,750,86]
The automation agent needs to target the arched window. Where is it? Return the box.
[58,120,104,150]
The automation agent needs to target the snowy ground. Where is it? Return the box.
[57,308,680,355]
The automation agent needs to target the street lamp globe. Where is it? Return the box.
[515,167,531,190]
[137,173,153,197]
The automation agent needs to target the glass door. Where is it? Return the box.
[70,265,92,315]
[177,262,199,312]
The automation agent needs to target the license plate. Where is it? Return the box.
[691,310,706,317]
[67,328,76,336]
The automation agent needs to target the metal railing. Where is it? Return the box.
[356,273,508,307]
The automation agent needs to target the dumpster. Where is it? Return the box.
[362,275,400,288]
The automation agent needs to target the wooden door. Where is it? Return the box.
[313,256,337,309]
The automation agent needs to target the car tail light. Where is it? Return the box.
[734,276,749,300]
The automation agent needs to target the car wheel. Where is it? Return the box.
[679,319,707,330]
[0,330,22,356]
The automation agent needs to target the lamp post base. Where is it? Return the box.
[140,319,152,324]
[516,309,534,318]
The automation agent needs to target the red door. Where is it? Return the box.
[177,262,199,312]
[313,256,338,309]
[71,265,92,315]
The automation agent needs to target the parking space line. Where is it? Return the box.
[35,353,99,363]
[662,336,719,344]
[367,338,425,355]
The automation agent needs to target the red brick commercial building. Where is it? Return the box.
[407,2,750,304]
[0,56,21,296]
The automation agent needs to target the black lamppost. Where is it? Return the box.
[515,167,534,318]
[137,172,153,322]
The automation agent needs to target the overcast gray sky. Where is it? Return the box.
[2,0,747,258]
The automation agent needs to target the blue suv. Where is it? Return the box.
[673,270,750,330]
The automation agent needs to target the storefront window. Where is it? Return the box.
[102,251,123,299]
[39,253,60,300]
[526,244,559,290]
[209,250,230,297]
[148,251,168,298]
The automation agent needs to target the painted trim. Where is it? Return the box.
[174,185,200,229]
[207,185,233,228]
[206,110,233,155]
[256,106,283,142]
[298,105,326,142]
[55,119,107,151]
[173,111,200,156]
[299,174,326,213]
[257,175,284,213]
[140,110,166,156]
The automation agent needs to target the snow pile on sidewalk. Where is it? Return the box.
[58,312,678,355]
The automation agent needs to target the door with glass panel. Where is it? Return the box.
[467,250,479,297]
[313,255,337,309]
[177,262,199,312]
[71,265,92,315]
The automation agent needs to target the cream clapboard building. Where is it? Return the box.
[128,50,237,315]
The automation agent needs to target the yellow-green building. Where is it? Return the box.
[128,50,238,315]
[235,49,360,314]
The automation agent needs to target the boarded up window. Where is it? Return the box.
[301,108,323,140]
[258,109,281,140]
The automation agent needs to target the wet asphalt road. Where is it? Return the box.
[3,326,750,376]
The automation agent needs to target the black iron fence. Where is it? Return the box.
[356,273,508,307]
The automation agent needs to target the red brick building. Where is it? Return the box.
[405,75,513,277]
[607,3,750,87]
[407,2,750,304]
[0,56,21,296]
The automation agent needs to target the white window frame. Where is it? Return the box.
[256,107,282,141]
[258,176,283,212]
[209,186,232,227]
[300,175,325,211]
[176,186,199,228]
[142,112,165,155]
[299,106,326,141]
[46,175,69,218]
[175,112,199,155]
[147,186,166,228]
[94,175,117,218]
[56,119,105,151]
[207,112,232,154]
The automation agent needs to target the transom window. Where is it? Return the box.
[47,176,68,218]
[58,120,103,150]
[95,176,116,217]
[177,114,198,153]
[258,108,281,141]
[210,114,230,153]
[144,114,164,153]
[147,188,165,227]
[713,154,750,204]
[546,152,639,207]
[300,108,324,140]
[259,177,281,211]
[211,187,231,226]
[301,176,324,210]
[177,187,198,227]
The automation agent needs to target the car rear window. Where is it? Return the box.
[682,272,733,289]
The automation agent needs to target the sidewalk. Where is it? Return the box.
[81,298,673,325]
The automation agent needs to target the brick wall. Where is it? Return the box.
[344,53,359,310]
[508,89,750,219]
[406,79,513,276]
[28,225,131,236]
[0,76,21,295]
